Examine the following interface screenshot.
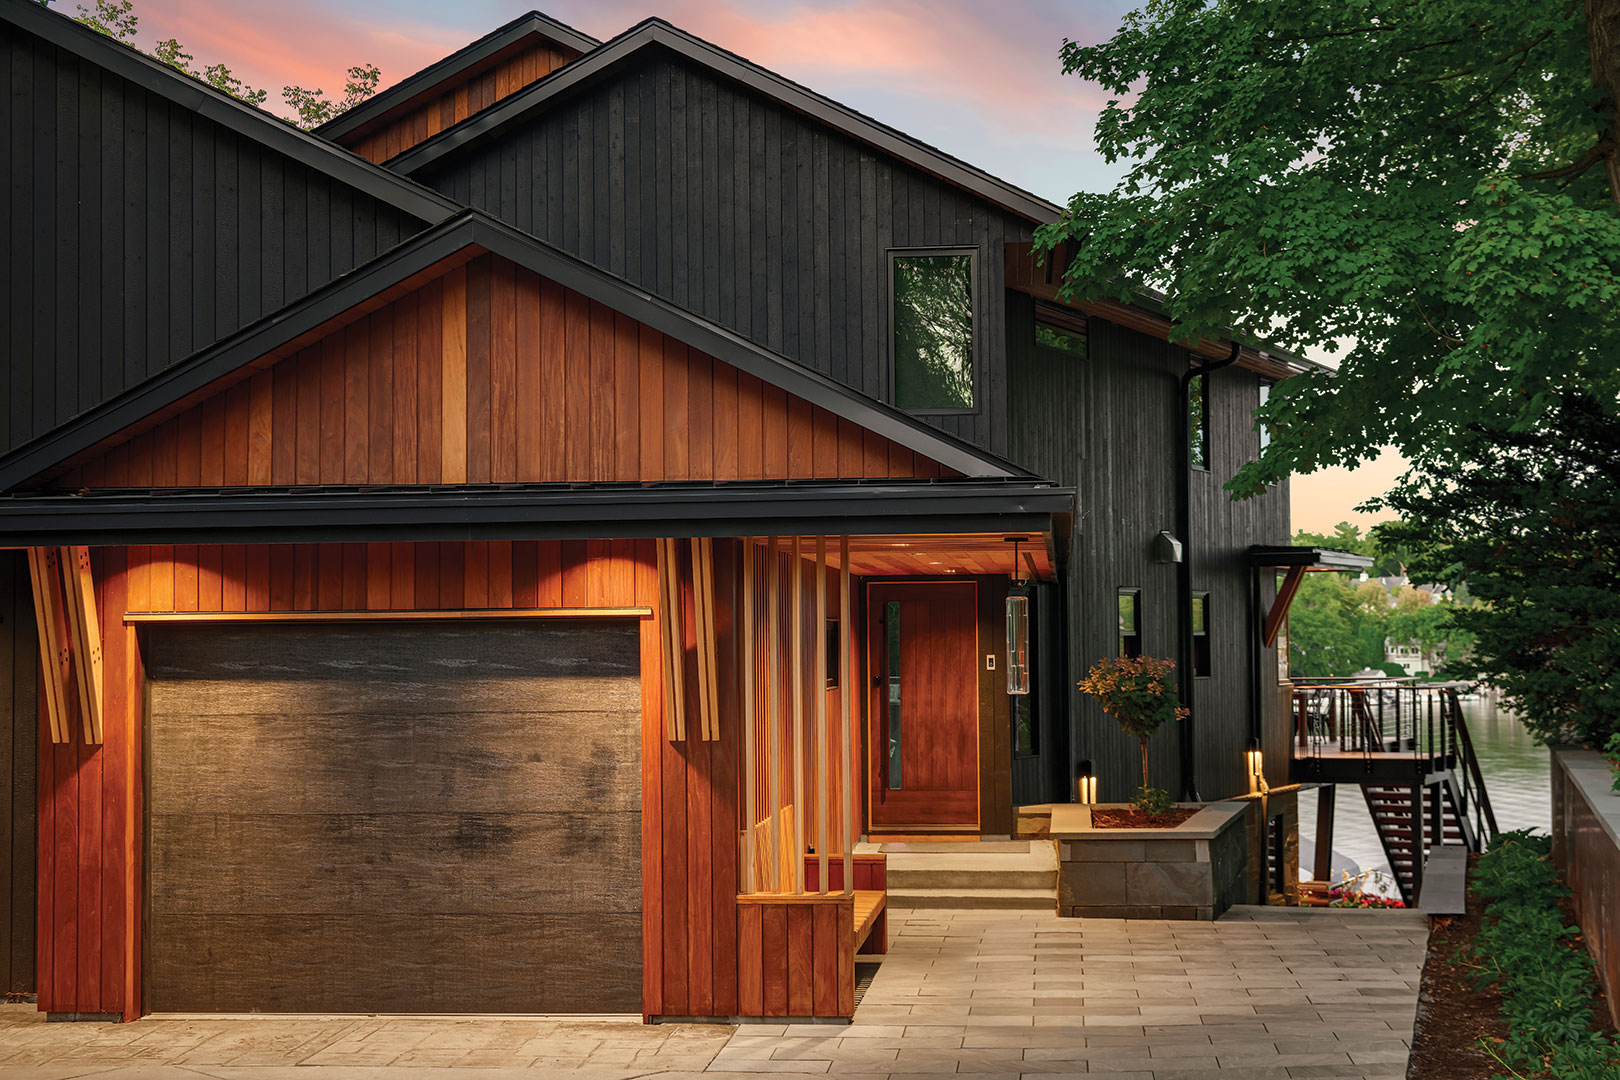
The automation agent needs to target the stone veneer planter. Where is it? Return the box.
[1050,801,1250,920]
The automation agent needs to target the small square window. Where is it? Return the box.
[1117,589,1142,659]
[1192,592,1211,677]
[892,252,974,410]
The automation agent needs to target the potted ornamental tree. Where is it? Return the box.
[1077,655,1189,824]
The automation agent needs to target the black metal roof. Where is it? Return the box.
[385,18,1063,224]
[314,10,601,143]
[0,209,1036,493]
[1249,545,1374,571]
[2,0,462,226]
[0,479,1075,547]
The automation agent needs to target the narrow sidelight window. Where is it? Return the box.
[891,251,975,410]
[1117,589,1142,659]
[1189,373,1209,470]
[886,601,903,789]
[1257,379,1273,452]
[1192,592,1211,677]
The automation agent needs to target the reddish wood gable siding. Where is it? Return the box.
[345,40,580,164]
[51,254,949,491]
[35,538,764,1021]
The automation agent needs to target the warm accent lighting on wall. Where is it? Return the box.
[1246,738,1266,795]
[1076,759,1098,804]
[1005,590,1030,695]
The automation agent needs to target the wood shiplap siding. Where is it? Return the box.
[1007,296,1289,802]
[0,32,425,458]
[0,552,39,997]
[418,53,1036,456]
[343,40,581,165]
[47,254,949,490]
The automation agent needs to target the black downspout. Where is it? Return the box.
[1175,341,1241,803]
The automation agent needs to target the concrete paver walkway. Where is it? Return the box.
[0,905,1426,1079]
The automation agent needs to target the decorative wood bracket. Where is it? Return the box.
[59,546,105,744]
[656,538,687,741]
[1262,565,1308,649]
[690,537,720,742]
[26,547,73,745]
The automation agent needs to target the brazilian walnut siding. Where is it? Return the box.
[1007,295,1290,802]
[417,51,1035,457]
[0,32,426,457]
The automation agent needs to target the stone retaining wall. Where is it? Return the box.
[1550,747,1620,1031]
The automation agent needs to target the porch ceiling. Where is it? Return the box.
[760,533,1054,581]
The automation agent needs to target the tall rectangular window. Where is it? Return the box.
[1189,373,1209,470]
[1192,592,1211,677]
[1257,379,1273,452]
[1117,589,1142,658]
[892,251,975,411]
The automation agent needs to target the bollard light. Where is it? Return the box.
[1076,759,1099,805]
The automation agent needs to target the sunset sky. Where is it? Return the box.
[100,0,1394,532]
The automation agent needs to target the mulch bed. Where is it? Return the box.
[1407,854,1619,1080]
[1090,807,1199,829]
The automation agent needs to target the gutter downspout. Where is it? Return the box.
[1175,341,1241,803]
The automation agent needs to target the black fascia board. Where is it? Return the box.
[315,11,601,142]
[0,209,1032,491]
[1248,545,1374,571]
[387,19,1063,224]
[4,0,461,225]
[0,482,1076,548]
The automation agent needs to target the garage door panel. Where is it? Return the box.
[145,621,643,1015]
[147,912,643,1014]
[150,810,641,915]
[144,624,641,716]
[149,711,642,815]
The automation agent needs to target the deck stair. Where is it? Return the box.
[864,840,1056,910]
[1294,682,1499,906]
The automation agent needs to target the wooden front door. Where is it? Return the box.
[868,581,979,830]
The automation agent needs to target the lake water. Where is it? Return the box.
[1295,695,1549,896]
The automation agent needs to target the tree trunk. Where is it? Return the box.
[1589,0,1620,206]
[1140,736,1151,792]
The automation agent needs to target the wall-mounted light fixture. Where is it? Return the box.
[1246,737,1267,795]
[1153,530,1184,564]
[1075,759,1098,805]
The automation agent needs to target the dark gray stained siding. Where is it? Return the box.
[1007,294,1289,802]
[420,51,1035,456]
[0,33,425,457]
[0,551,38,996]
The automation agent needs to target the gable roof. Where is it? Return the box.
[386,17,1063,224]
[2,0,462,226]
[315,10,600,145]
[0,209,1034,492]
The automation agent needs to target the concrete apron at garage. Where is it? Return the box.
[1,905,1425,1079]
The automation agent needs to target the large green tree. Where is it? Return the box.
[1040,0,1620,488]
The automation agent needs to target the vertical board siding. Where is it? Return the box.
[343,41,581,165]
[0,30,426,458]
[1,552,40,996]
[420,54,1035,458]
[28,538,874,1019]
[1006,296,1289,803]
[48,255,950,489]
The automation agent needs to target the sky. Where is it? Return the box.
[101,0,1394,533]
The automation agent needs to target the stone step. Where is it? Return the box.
[880,842,1057,892]
[886,866,1056,890]
[887,886,1056,911]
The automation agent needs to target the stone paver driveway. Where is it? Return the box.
[0,904,1426,1079]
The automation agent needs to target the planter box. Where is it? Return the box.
[1049,801,1250,920]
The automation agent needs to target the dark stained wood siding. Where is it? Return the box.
[0,551,39,996]
[342,40,581,165]
[0,30,426,458]
[417,53,1035,457]
[47,255,952,489]
[143,621,641,1014]
[1007,295,1289,802]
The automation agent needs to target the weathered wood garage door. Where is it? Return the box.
[143,621,642,1014]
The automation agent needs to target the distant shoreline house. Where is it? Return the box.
[1,6,1322,1018]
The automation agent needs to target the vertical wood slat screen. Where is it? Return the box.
[27,547,72,744]
[740,536,856,897]
[656,538,686,740]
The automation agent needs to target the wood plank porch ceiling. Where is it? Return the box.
[756,534,1052,581]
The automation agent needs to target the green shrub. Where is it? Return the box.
[1467,830,1620,1078]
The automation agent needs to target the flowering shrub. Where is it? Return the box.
[1078,656,1188,815]
[1329,891,1406,909]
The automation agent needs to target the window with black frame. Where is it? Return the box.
[891,252,974,411]
[1192,592,1211,677]
[1117,589,1142,658]
[1189,373,1209,470]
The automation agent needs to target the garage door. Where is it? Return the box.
[143,620,642,1014]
